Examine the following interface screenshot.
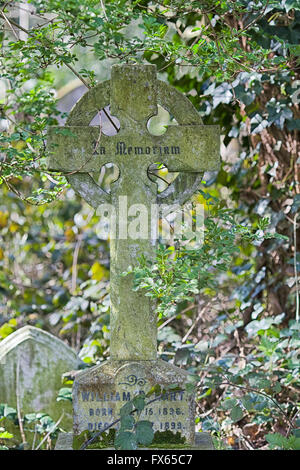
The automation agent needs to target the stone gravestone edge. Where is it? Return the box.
[0,325,82,445]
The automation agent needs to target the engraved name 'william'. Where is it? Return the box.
[93,141,181,156]
[80,390,185,402]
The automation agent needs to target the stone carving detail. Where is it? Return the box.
[118,374,147,387]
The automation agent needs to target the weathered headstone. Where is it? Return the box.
[47,64,220,449]
[0,326,81,440]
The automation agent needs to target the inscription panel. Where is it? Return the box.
[82,388,189,434]
[73,361,195,443]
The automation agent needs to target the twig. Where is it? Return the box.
[293,213,299,322]
[158,303,197,332]
[63,63,119,133]
[182,304,206,343]
[0,1,15,14]
[63,62,90,89]
[158,59,177,73]
[71,233,84,294]
[157,314,178,331]
[204,13,222,57]
[0,12,120,133]
[3,176,61,206]
[35,413,64,450]
[241,432,255,450]
[220,377,294,429]
[236,0,270,36]
[100,0,108,21]
[148,171,171,186]
[93,109,103,154]
[0,10,19,39]
[31,425,38,450]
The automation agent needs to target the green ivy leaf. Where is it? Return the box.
[230,405,244,423]
[272,382,282,393]
[266,433,287,449]
[222,398,237,410]
[185,382,196,394]
[284,0,300,13]
[292,428,300,438]
[132,395,145,412]
[266,433,300,450]
[135,420,154,446]
[120,401,133,417]
[3,405,17,420]
[114,430,137,450]
[241,395,253,411]
[120,414,135,431]
[56,387,72,402]
[0,431,13,439]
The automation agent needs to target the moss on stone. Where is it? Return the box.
[73,429,117,450]
[78,428,189,450]
[151,430,186,445]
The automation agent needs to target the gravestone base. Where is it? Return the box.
[73,360,195,443]
[54,430,214,450]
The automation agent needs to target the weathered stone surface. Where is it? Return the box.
[0,326,81,433]
[47,64,220,362]
[54,431,214,450]
[48,68,215,210]
[47,64,221,447]
[47,125,219,174]
[55,432,74,450]
[73,359,194,443]
[195,431,215,450]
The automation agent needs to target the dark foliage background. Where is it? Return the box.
[0,0,299,450]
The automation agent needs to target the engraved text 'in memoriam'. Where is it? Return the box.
[93,141,181,156]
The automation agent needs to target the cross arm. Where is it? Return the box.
[161,125,220,172]
[46,126,111,173]
[46,124,220,174]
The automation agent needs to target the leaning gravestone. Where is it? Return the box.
[47,64,220,449]
[0,326,81,442]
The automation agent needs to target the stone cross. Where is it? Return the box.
[47,64,220,445]
[47,64,219,361]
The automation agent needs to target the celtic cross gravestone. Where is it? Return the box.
[47,64,220,449]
